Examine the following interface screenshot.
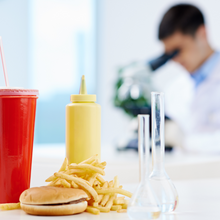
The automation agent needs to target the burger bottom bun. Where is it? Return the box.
[21,201,87,216]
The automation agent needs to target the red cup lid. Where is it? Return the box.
[0,88,39,96]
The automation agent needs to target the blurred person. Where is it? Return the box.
[158,4,220,152]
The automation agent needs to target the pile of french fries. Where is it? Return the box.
[46,154,132,215]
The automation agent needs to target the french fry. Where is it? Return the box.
[59,157,68,172]
[108,176,120,209]
[96,175,105,184]
[105,195,115,209]
[109,180,114,185]
[113,176,119,188]
[113,198,125,205]
[96,188,132,198]
[69,164,105,176]
[56,172,91,186]
[111,205,122,211]
[47,181,55,186]
[117,209,127,213]
[97,181,108,204]
[88,173,98,186]
[84,174,89,180]
[100,194,109,207]
[45,170,65,183]
[97,165,105,170]
[47,178,61,186]
[59,179,71,188]
[97,195,103,204]
[88,198,99,207]
[122,200,129,209]
[100,181,112,207]
[71,181,79,189]
[94,185,101,190]
[65,169,86,175]
[100,161,107,167]
[79,154,98,165]
[54,172,92,187]
[54,178,62,186]
[54,172,98,202]
[0,203,20,210]
[91,159,98,166]
[69,163,77,166]
[45,174,57,182]
[96,206,110,213]
[103,181,108,188]
[86,206,100,215]
[93,180,100,187]
[117,196,125,199]
[91,202,98,207]
[92,161,105,169]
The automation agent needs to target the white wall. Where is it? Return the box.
[0,0,29,88]
[1,0,220,146]
[97,0,220,146]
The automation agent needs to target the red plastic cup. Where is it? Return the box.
[0,88,39,203]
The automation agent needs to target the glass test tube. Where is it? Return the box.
[138,114,149,182]
[151,92,165,172]
[150,92,178,213]
[128,115,161,220]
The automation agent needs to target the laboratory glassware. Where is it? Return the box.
[149,92,178,213]
[128,115,161,220]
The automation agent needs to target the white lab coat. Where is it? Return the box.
[183,58,220,153]
[164,57,220,153]
[190,59,220,133]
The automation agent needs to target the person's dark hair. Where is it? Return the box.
[158,4,205,40]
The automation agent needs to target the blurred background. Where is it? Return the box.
[0,0,220,154]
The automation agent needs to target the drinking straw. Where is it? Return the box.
[0,36,9,87]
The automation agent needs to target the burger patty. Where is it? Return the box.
[22,198,87,206]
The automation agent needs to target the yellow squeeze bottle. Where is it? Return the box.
[66,75,101,164]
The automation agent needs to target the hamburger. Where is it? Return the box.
[19,186,88,216]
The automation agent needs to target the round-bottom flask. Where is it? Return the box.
[149,92,178,213]
[128,115,161,220]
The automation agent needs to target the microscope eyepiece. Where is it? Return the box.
[148,49,179,71]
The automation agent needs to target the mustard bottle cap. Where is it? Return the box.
[71,75,96,102]
[79,75,87,94]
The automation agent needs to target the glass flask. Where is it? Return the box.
[149,92,178,213]
[128,115,161,220]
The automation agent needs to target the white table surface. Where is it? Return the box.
[1,178,220,220]
[32,144,220,182]
[1,145,220,219]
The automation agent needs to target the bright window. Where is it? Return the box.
[30,0,96,143]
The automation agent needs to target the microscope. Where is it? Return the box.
[114,50,179,151]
